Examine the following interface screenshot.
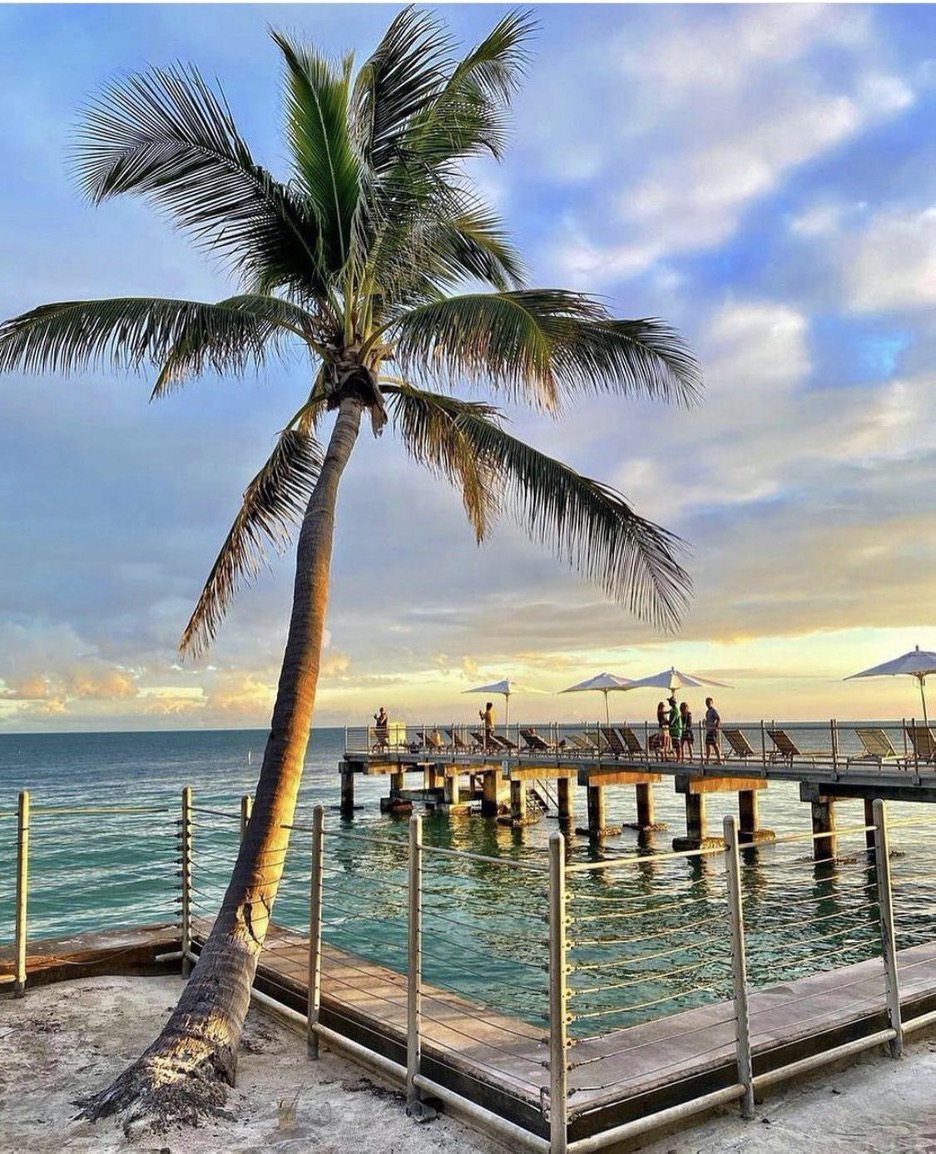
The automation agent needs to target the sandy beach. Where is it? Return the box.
[3,975,936,1153]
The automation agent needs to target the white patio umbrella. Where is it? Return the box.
[844,645,936,729]
[559,672,635,725]
[621,667,734,694]
[462,678,522,727]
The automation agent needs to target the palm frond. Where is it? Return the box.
[180,427,324,657]
[152,293,316,397]
[272,32,362,276]
[392,291,702,411]
[351,7,454,175]
[74,64,327,295]
[423,405,691,629]
[0,297,293,379]
[404,9,534,166]
[382,383,502,539]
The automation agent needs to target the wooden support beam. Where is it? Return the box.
[577,768,663,788]
[675,774,767,795]
[506,764,578,782]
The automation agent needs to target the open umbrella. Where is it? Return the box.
[560,672,635,725]
[622,667,734,694]
[845,645,936,729]
[463,678,520,727]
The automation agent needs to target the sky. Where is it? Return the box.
[1,1,935,733]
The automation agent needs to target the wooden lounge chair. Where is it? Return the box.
[566,733,599,754]
[491,733,519,753]
[723,728,756,761]
[906,725,936,763]
[446,728,470,752]
[767,728,826,765]
[600,726,629,757]
[617,725,646,755]
[424,729,445,752]
[520,727,554,753]
[852,727,906,766]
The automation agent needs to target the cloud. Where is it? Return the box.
[845,207,936,312]
[535,6,914,287]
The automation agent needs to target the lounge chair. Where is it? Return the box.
[767,728,826,765]
[906,725,936,763]
[600,726,629,757]
[520,727,555,753]
[446,728,470,752]
[491,733,519,753]
[723,728,756,761]
[424,729,445,752]
[567,733,599,754]
[617,725,647,755]
[851,727,906,767]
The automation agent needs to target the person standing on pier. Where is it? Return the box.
[656,701,672,759]
[480,701,495,750]
[680,701,694,762]
[704,697,722,764]
[373,706,389,750]
[668,695,683,761]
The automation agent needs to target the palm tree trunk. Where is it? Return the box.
[79,396,365,1128]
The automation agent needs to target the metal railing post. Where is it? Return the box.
[406,812,425,1112]
[240,794,252,842]
[180,786,193,978]
[307,804,324,1058]
[548,830,569,1153]
[14,790,29,997]
[724,815,754,1118]
[872,798,903,1057]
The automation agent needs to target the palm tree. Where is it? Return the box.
[0,8,700,1129]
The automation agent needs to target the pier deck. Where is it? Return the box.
[8,921,936,1144]
[342,746,936,799]
[198,921,936,1143]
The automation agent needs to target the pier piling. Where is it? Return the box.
[636,782,655,829]
[811,796,836,862]
[557,777,573,824]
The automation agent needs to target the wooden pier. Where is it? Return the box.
[9,919,936,1148]
[340,742,936,858]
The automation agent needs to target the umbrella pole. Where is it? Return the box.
[921,675,929,731]
[604,693,610,727]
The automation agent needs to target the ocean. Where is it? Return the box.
[3,725,936,1035]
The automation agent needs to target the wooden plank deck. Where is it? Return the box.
[198,922,936,1143]
[7,919,936,1143]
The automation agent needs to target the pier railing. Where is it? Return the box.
[343,717,929,772]
[9,788,936,1151]
[0,790,179,995]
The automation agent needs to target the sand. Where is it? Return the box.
[2,976,936,1153]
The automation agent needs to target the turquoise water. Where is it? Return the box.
[3,726,936,1038]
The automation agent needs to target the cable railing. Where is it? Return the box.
[8,787,936,1152]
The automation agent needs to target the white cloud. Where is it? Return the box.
[535,6,914,286]
[846,207,936,312]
